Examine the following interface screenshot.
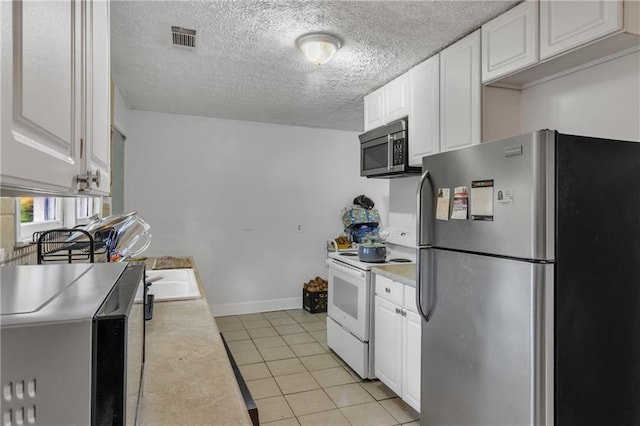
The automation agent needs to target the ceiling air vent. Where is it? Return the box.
[171,26,196,49]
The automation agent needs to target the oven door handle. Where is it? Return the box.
[326,259,366,279]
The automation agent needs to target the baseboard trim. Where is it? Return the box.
[212,297,301,317]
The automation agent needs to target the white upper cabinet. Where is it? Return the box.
[440,30,481,152]
[1,0,82,194]
[482,0,539,83]
[363,72,410,131]
[1,0,111,196]
[84,0,111,195]
[384,73,410,123]
[364,86,385,131]
[540,0,623,60]
[408,54,440,166]
[484,0,638,88]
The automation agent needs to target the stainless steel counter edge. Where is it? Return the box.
[371,264,417,287]
[137,257,253,426]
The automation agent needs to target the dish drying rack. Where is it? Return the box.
[33,227,115,264]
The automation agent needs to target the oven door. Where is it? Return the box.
[326,259,370,340]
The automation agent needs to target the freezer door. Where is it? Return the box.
[419,249,553,426]
[419,130,555,261]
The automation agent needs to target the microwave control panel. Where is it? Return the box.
[392,139,405,165]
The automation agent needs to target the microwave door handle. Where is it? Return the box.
[387,135,393,170]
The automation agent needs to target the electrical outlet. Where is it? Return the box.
[297,224,303,233]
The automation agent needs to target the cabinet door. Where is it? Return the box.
[375,275,404,306]
[402,310,421,413]
[364,87,384,131]
[408,55,440,166]
[384,73,410,123]
[482,0,539,83]
[1,0,81,193]
[440,30,481,152]
[540,0,623,60]
[84,0,111,195]
[374,296,403,394]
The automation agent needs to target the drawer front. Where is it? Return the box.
[403,285,418,313]
[375,275,404,306]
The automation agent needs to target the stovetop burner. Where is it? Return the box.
[389,258,412,263]
[339,252,358,257]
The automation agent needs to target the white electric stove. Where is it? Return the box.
[327,228,417,270]
[326,228,416,379]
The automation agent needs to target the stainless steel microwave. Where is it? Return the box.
[0,263,146,426]
[359,118,420,178]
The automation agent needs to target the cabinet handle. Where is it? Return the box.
[76,169,100,191]
[385,287,391,293]
[402,309,407,317]
[395,307,400,314]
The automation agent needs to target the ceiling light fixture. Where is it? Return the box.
[296,33,342,65]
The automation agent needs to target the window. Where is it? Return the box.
[15,197,103,243]
[16,197,64,242]
[76,197,101,225]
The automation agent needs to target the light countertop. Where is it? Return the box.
[371,263,416,287]
[137,257,252,426]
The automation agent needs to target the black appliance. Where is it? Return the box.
[0,263,146,426]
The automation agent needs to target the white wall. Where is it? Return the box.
[125,111,388,315]
[521,51,640,141]
[388,177,419,231]
[482,86,522,143]
[112,83,129,136]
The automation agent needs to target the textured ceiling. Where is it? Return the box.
[111,1,520,131]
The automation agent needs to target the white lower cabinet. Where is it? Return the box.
[374,275,421,413]
[402,309,421,411]
[374,296,403,395]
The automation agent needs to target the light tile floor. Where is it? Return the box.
[218,309,420,426]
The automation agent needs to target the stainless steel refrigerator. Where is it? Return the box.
[416,130,639,426]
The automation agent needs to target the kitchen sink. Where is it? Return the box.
[135,268,201,303]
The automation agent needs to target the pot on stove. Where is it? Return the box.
[358,243,387,263]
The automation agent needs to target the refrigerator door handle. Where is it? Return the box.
[417,169,433,247]
[416,249,436,322]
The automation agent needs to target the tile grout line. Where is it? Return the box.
[260,312,332,423]
[246,310,326,423]
[226,309,415,425]
[244,311,343,423]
